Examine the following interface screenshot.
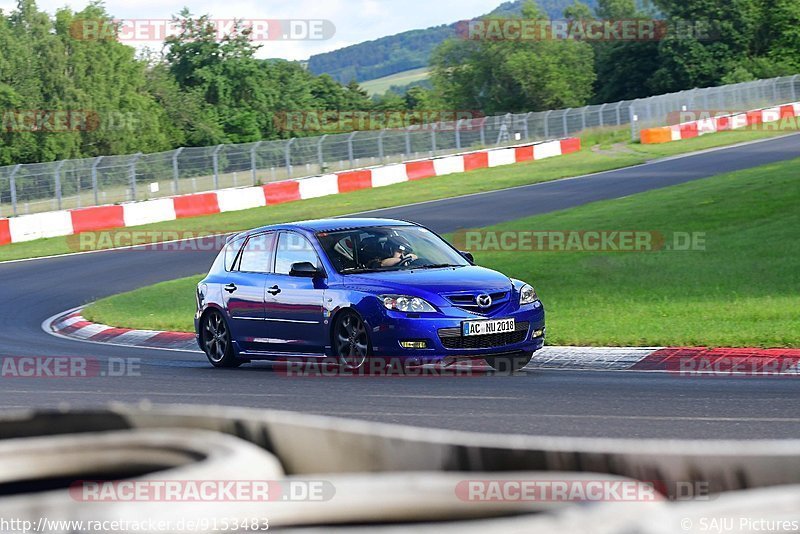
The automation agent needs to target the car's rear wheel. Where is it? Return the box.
[485,352,533,374]
[201,310,241,368]
[334,311,371,370]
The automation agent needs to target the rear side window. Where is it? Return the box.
[224,236,246,271]
[238,233,276,273]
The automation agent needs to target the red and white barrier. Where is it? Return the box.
[48,308,800,376]
[641,101,800,144]
[0,138,581,246]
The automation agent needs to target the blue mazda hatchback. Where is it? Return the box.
[195,218,545,372]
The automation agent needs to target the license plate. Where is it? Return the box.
[462,318,515,337]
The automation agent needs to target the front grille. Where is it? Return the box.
[444,291,510,315]
[438,321,529,350]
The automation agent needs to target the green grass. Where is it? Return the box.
[84,276,204,332]
[84,157,800,347]
[360,68,430,95]
[1,127,793,263]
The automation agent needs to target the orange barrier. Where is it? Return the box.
[70,206,125,234]
[463,151,489,171]
[560,138,582,154]
[173,193,220,219]
[514,146,535,162]
[337,170,372,193]
[262,180,301,205]
[405,160,436,180]
[640,126,672,144]
[0,218,9,246]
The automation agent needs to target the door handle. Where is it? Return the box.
[224,283,237,294]
[267,285,282,296]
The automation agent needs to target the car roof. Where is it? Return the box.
[242,217,416,237]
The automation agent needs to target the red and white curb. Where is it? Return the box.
[45,308,198,352]
[1,138,580,247]
[45,308,800,376]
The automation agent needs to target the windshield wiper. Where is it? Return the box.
[340,267,383,274]
[415,264,464,269]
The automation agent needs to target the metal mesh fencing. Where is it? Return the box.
[0,74,797,216]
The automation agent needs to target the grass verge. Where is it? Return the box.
[83,156,800,347]
[1,128,794,263]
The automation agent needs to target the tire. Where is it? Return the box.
[333,310,372,370]
[485,352,533,374]
[200,309,241,368]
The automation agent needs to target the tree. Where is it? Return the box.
[429,1,596,114]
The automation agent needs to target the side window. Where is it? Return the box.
[238,233,275,273]
[275,232,319,275]
[224,236,246,272]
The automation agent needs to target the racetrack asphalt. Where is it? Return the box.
[1,133,799,439]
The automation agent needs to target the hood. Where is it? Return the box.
[344,265,513,297]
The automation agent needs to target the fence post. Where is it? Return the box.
[9,164,20,216]
[284,139,295,178]
[54,160,65,210]
[479,120,486,146]
[562,108,572,136]
[212,144,224,188]
[629,103,638,141]
[580,106,588,131]
[615,102,622,125]
[524,112,532,140]
[404,129,411,156]
[129,153,141,201]
[91,156,103,205]
[377,130,386,163]
[172,147,184,193]
[455,119,465,150]
[544,110,553,138]
[347,131,357,167]
[430,125,437,155]
[598,103,607,127]
[249,142,263,185]
[316,135,327,171]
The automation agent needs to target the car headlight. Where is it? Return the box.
[519,284,538,305]
[380,295,436,313]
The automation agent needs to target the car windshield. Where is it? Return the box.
[316,226,469,274]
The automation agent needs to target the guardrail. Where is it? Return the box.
[0,138,580,246]
[1,404,799,531]
[0,75,797,217]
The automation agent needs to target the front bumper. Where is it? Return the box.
[364,300,545,363]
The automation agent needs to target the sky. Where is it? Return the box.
[0,0,504,60]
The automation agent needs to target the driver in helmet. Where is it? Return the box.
[372,236,418,268]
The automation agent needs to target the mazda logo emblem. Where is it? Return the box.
[476,294,492,308]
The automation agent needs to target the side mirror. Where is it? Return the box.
[290,262,322,278]
[459,251,475,263]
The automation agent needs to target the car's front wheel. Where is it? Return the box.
[485,352,533,374]
[333,310,372,370]
[200,309,241,368]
